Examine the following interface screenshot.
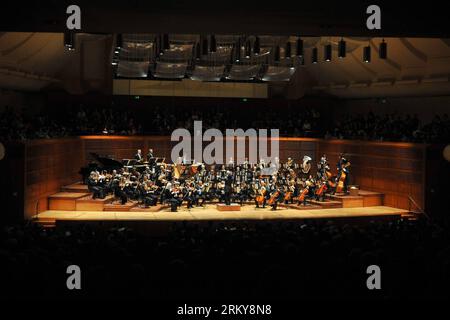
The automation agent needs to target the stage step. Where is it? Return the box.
[75,195,114,211]
[104,201,139,211]
[61,182,89,193]
[357,190,384,206]
[309,199,342,209]
[48,192,91,211]
[329,194,364,208]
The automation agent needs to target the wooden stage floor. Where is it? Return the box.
[35,205,410,224]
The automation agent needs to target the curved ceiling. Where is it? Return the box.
[1,32,450,98]
[302,37,450,97]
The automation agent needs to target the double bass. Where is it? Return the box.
[335,162,351,193]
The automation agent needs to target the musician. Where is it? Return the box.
[184,181,195,209]
[317,154,330,180]
[336,153,351,193]
[146,148,154,162]
[87,171,105,199]
[135,149,143,162]
[142,180,159,207]
[115,177,128,204]
[194,181,206,206]
[268,185,284,211]
[223,172,233,205]
[168,181,182,212]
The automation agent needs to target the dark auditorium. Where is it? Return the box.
[0,0,450,310]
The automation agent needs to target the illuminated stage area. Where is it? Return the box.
[36,205,410,226]
[36,180,412,229]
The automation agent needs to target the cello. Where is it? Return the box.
[295,187,309,206]
[315,181,328,201]
[255,188,266,208]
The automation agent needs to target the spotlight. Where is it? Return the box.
[338,38,346,58]
[210,34,217,53]
[296,37,304,56]
[153,36,159,57]
[379,39,387,59]
[116,34,123,50]
[363,45,371,63]
[285,41,291,59]
[245,40,251,58]
[158,35,165,55]
[324,44,332,62]
[64,31,75,51]
[163,34,170,50]
[274,46,280,62]
[312,47,318,64]
[195,42,201,60]
[202,37,208,55]
[254,36,260,55]
[235,38,242,62]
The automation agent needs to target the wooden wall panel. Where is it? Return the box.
[24,138,84,218]
[316,140,426,210]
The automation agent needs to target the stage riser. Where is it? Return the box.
[217,204,241,211]
[61,182,89,193]
[49,184,386,212]
[48,192,91,211]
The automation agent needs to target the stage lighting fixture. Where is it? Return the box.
[285,41,292,59]
[163,34,170,50]
[158,35,165,55]
[235,38,242,62]
[202,37,208,55]
[254,36,260,55]
[210,34,217,52]
[312,47,318,64]
[338,38,346,58]
[379,39,387,59]
[153,36,159,57]
[116,34,123,50]
[245,40,251,58]
[296,38,304,56]
[195,42,201,60]
[324,44,332,62]
[274,46,280,62]
[64,31,75,51]
[363,45,371,63]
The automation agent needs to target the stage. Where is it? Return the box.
[35,204,411,229]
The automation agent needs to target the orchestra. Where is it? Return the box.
[85,149,351,211]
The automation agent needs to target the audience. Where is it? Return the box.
[1,218,449,300]
[1,103,449,143]
[326,112,450,143]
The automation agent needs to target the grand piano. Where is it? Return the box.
[78,153,123,183]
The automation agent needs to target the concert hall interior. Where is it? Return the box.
[0,1,450,303]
